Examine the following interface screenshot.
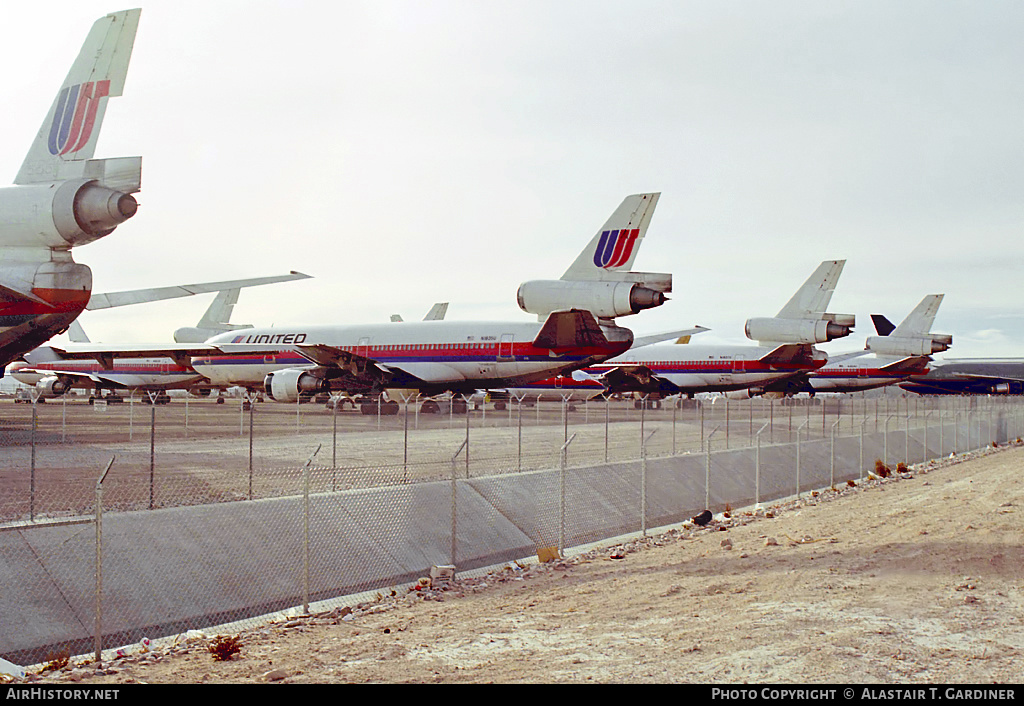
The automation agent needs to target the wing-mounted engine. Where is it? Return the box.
[517,278,669,321]
[744,313,855,345]
[865,332,952,357]
[36,375,72,397]
[263,368,330,403]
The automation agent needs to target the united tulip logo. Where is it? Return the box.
[47,80,111,156]
[592,228,640,269]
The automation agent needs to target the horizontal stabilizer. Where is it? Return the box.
[758,344,816,367]
[533,310,608,350]
[878,356,931,374]
[0,282,53,307]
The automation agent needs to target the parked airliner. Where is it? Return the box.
[38,193,674,404]
[0,10,142,367]
[794,294,952,394]
[507,259,855,402]
[7,273,311,399]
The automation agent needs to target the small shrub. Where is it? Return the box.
[874,459,891,478]
[208,635,242,661]
[43,649,70,672]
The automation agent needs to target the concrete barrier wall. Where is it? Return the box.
[0,418,1000,665]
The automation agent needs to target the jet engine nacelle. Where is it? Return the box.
[36,375,71,397]
[263,368,329,403]
[744,317,853,344]
[0,179,138,249]
[517,280,667,320]
[725,387,763,400]
[866,334,953,357]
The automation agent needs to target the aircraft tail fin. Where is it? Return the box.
[67,320,91,343]
[871,314,897,336]
[891,294,944,337]
[423,302,449,321]
[560,193,661,281]
[775,260,846,318]
[16,9,141,186]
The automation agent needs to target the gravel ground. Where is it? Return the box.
[8,442,1022,684]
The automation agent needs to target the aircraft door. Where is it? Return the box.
[497,333,515,361]
[356,337,371,359]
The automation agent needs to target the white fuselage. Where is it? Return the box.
[508,343,825,400]
[193,320,632,391]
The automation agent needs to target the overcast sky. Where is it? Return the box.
[2,1,1022,360]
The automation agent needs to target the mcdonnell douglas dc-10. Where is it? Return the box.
[0,9,142,367]
[38,193,675,406]
[508,259,855,403]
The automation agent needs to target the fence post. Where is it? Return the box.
[30,391,38,520]
[830,419,840,489]
[450,439,468,566]
[705,426,720,510]
[559,433,577,556]
[94,457,115,666]
[302,444,321,614]
[796,420,808,498]
[755,422,768,508]
[147,392,158,510]
[641,430,656,535]
[248,393,256,500]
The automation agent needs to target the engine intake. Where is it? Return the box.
[36,376,71,397]
[264,368,329,403]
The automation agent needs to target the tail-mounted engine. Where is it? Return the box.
[517,277,670,320]
[264,368,329,403]
[0,178,138,249]
[744,314,855,345]
[866,333,952,357]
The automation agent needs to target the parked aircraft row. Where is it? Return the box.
[3,10,1018,410]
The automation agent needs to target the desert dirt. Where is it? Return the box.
[16,441,1023,684]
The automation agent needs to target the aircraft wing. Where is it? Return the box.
[14,366,159,389]
[943,371,1024,383]
[287,343,464,387]
[826,350,873,364]
[40,343,218,370]
[572,364,667,394]
[85,272,312,310]
[631,326,710,349]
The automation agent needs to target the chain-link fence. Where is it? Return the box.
[2,392,1021,667]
